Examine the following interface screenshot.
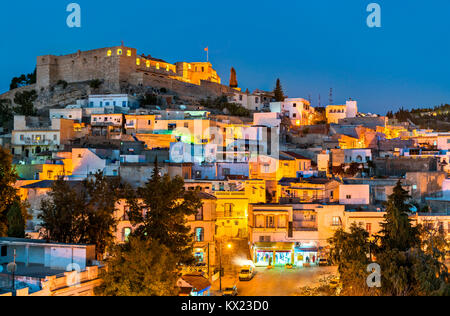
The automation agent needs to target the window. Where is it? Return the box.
[366,223,372,234]
[136,58,141,66]
[266,216,275,228]
[127,50,132,57]
[107,50,112,57]
[293,103,297,107]
[156,63,160,70]
[346,195,352,199]
[195,228,204,242]
[0,246,6,256]
[332,216,341,227]
[196,207,204,221]
[123,228,132,242]
[224,204,233,217]
[117,49,123,55]
[20,135,24,141]
[184,122,189,128]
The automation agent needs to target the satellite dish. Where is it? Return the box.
[179,105,187,110]
[7,262,17,273]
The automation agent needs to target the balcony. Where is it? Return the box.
[17,138,55,146]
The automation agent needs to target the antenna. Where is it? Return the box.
[329,88,333,105]
[318,94,321,107]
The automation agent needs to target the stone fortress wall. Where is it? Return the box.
[36,45,227,97]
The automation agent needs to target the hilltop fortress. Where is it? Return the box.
[0,44,236,109]
[37,44,223,90]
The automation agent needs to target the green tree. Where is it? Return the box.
[39,177,83,244]
[7,199,29,238]
[9,69,36,90]
[39,173,120,258]
[0,99,14,131]
[126,161,202,265]
[379,181,420,251]
[14,90,37,116]
[273,78,285,102]
[329,223,376,296]
[0,146,19,236]
[96,237,179,296]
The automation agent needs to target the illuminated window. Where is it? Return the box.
[166,65,170,72]
[123,228,132,242]
[156,63,160,70]
[136,58,140,66]
[117,49,123,56]
[146,61,150,68]
[107,50,112,57]
[188,64,192,70]
[195,228,204,242]
[127,50,132,57]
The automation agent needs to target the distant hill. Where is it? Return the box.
[387,104,450,131]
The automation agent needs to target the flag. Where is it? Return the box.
[204,47,209,52]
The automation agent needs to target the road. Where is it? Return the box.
[236,266,338,296]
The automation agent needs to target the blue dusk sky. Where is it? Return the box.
[0,0,449,114]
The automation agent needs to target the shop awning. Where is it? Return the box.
[296,247,318,252]
[254,242,295,251]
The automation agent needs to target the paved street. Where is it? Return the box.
[212,266,338,296]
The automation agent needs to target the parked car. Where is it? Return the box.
[318,258,329,266]
[239,265,255,281]
[223,286,238,296]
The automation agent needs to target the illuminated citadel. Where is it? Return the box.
[36,44,223,92]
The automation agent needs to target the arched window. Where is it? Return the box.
[146,61,151,68]
[136,58,140,66]
[156,63,160,70]
[107,50,112,57]
[127,50,132,57]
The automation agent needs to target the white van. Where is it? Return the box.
[239,265,255,281]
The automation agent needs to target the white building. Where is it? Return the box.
[344,148,372,163]
[88,94,139,110]
[339,184,370,205]
[280,98,315,126]
[49,108,83,122]
[11,116,74,159]
[253,112,281,134]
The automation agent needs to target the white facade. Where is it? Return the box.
[437,133,450,151]
[253,113,281,133]
[50,108,83,122]
[91,114,124,126]
[70,148,120,179]
[88,94,139,109]
[339,184,370,205]
[0,238,95,271]
[281,98,314,126]
[344,149,372,163]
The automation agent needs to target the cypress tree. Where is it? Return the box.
[273,78,285,102]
